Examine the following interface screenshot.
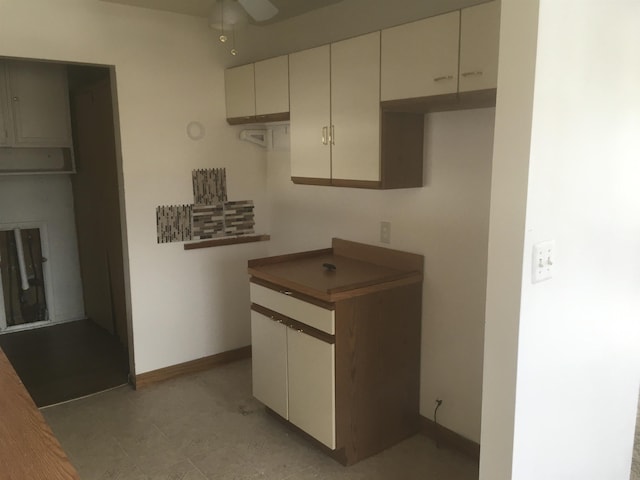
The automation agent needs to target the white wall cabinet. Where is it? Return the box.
[1,60,72,148]
[459,1,501,92]
[225,55,289,124]
[289,45,331,180]
[290,32,382,186]
[381,11,460,101]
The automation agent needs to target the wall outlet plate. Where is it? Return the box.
[380,221,391,244]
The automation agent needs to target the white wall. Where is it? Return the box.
[266,108,495,442]
[0,0,269,374]
[481,0,640,478]
[0,175,84,323]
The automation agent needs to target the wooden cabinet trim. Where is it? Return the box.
[291,176,332,186]
[226,112,290,125]
[330,179,382,189]
[251,303,336,345]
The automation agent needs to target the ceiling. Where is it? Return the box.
[100,0,345,25]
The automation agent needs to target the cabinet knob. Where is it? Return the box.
[433,75,454,82]
[281,290,292,296]
[12,96,19,102]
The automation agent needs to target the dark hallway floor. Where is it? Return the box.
[0,319,129,407]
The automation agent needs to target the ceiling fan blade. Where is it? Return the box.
[238,0,279,22]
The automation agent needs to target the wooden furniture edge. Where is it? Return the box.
[251,303,335,344]
[332,238,424,272]
[420,415,480,462]
[0,349,80,479]
[330,179,382,189]
[248,248,333,268]
[380,88,497,114]
[184,234,270,250]
[227,112,290,125]
[134,345,251,389]
[291,176,332,186]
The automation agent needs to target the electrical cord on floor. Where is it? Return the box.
[434,399,443,449]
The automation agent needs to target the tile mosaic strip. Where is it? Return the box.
[192,204,225,240]
[193,168,227,205]
[224,200,254,236]
[156,205,193,243]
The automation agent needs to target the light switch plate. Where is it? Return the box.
[532,240,555,283]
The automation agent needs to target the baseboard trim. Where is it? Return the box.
[134,345,252,389]
[419,415,480,462]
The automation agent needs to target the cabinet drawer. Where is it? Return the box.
[250,282,335,335]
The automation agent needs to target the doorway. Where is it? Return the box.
[0,59,133,406]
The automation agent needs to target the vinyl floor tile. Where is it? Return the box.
[43,359,480,480]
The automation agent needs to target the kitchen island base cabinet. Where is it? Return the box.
[249,238,423,466]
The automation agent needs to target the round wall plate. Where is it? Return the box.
[187,121,205,140]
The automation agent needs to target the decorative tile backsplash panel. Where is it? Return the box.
[193,168,227,205]
[156,205,193,243]
[156,168,255,244]
[192,204,225,239]
[224,201,255,236]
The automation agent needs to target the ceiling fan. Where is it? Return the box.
[209,0,278,31]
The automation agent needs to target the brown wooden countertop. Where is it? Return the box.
[0,348,79,480]
[248,238,423,302]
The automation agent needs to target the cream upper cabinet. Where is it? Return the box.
[254,55,289,117]
[381,11,460,101]
[290,33,380,184]
[331,31,380,183]
[4,61,72,147]
[289,44,331,180]
[224,63,256,121]
[459,1,501,92]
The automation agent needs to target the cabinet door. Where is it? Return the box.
[6,61,72,147]
[225,64,256,120]
[459,1,500,92]
[331,31,381,183]
[381,11,460,101]
[0,63,10,146]
[255,55,289,117]
[289,45,331,181]
[251,310,288,419]
[287,328,335,449]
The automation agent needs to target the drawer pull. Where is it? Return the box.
[461,70,483,77]
[281,290,293,296]
[433,75,454,82]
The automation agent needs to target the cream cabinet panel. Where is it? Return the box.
[289,45,331,180]
[459,1,500,92]
[287,329,336,449]
[255,55,289,116]
[251,311,289,419]
[225,63,256,120]
[331,32,380,182]
[381,11,460,101]
[6,61,72,147]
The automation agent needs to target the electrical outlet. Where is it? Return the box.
[380,221,391,244]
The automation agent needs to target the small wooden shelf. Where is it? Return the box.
[184,234,270,250]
